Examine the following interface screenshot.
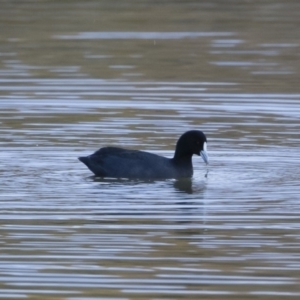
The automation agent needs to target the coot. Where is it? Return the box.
[78,130,208,179]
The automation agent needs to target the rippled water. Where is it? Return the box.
[1,1,300,299]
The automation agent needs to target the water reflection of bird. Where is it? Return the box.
[79,130,208,180]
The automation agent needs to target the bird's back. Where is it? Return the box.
[79,147,192,179]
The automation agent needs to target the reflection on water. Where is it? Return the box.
[1,0,300,299]
[56,31,234,39]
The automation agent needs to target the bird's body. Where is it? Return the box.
[79,147,193,179]
[78,130,208,179]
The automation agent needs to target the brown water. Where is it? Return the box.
[1,1,300,299]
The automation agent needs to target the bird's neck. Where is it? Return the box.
[173,145,193,162]
[173,152,193,165]
[171,154,193,178]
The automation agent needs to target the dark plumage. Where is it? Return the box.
[78,130,208,179]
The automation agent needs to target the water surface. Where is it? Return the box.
[1,1,300,299]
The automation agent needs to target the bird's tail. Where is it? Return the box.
[78,156,89,167]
